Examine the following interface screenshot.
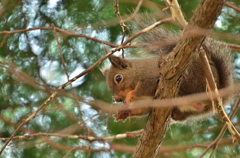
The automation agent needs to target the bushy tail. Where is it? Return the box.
[205,39,233,90]
[133,15,233,90]
[132,14,180,55]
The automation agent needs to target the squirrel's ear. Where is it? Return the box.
[109,56,129,69]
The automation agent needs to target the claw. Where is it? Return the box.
[113,109,132,122]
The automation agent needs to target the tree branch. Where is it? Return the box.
[225,2,240,12]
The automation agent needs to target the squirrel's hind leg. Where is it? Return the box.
[171,102,212,121]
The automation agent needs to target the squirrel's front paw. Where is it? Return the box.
[113,109,132,122]
[113,103,132,122]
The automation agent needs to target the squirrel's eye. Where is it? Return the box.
[115,74,123,84]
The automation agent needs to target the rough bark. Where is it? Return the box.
[132,0,226,157]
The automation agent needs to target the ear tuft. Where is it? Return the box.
[109,56,129,69]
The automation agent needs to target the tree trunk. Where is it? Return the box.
[132,0,226,157]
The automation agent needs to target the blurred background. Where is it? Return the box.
[0,0,240,157]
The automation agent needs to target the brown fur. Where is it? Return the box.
[103,17,233,121]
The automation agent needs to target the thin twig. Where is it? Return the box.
[63,145,87,158]
[0,34,8,48]
[0,0,22,17]
[52,24,89,133]
[1,26,239,52]
[225,2,240,12]
[114,0,132,58]
[0,26,118,48]
[123,0,144,22]
[0,129,143,141]
[200,47,240,143]
[52,24,70,80]
[166,0,187,28]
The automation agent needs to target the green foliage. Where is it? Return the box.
[0,0,239,158]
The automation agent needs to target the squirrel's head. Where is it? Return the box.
[103,56,135,102]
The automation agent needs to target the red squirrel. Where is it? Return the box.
[103,18,233,122]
